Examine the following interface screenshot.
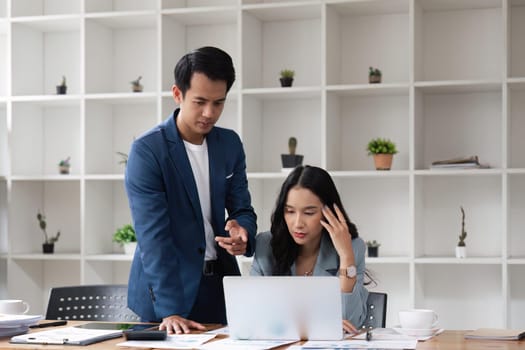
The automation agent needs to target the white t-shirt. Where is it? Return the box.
[183,139,217,261]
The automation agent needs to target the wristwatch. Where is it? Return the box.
[339,265,357,278]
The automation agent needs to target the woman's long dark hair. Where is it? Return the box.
[270,165,359,275]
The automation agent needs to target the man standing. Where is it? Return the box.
[125,46,257,334]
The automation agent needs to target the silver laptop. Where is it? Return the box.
[223,276,343,341]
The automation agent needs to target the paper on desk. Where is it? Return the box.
[198,338,298,350]
[300,338,417,349]
[117,333,216,349]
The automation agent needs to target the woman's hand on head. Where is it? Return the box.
[320,204,353,261]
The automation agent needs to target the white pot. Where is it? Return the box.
[123,242,137,255]
[455,246,466,258]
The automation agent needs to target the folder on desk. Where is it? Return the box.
[10,326,122,345]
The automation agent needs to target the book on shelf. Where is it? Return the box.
[430,155,490,169]
[464,328,525,340]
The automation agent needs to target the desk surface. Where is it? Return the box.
[1,322,524,349]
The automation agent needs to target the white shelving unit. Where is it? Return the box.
[1,0,524,330]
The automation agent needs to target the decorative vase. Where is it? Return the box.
[368,246,379,257]
[369,75,381,84]
[123,242,137,255]
[455,246,466,258]
[56,85,67,94]
[42,243,54,254]
[373,154,393,170]
[279,77,293,87]
[132,84,143,93]
[281,154,303,169]
[59,165,70,174]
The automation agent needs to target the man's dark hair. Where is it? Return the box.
[174,46,235,97]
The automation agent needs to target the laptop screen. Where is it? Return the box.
[223,276,343,341]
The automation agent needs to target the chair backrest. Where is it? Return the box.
[362,292,387,329]
[45,284,140,322]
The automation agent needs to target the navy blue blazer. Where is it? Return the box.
[125,110,257,321]
[251,231,369,328]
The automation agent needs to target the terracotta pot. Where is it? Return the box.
[373,154,393,170]
[369,75,381,84]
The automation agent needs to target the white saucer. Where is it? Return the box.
[393,326,440,337]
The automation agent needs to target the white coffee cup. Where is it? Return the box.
[0,299,30,315]
[398,309,438,329]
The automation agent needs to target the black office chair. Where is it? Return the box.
[361,291,388,329]
[45,284,140,322]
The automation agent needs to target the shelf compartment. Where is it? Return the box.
[242,94,322,172]
[12,105,79,177]
[415,264,503,329]
[85,14,157,94]
[414,0,503,82]
[509,265,525,329]
[84,260,131,285]
[8,259,80,315]
[414,88,502,170]
[161,9,238,92]
[242,3,321,89]
[336,176,410,258]
[414,175,502,258]
[326,0,409,85]
[0,0,5,18]
[85,98,157,175]
[11,19,81,96]
[9,180,81,254]
[366,264,410,328]
[0,106,6,176]
[84,179,132,255]
[509,0,525,79]
[508,86,525,168]
[508,174,525,258]
[326,90,409,171]
[0,28,6,96]
[11,0,80,17]
[0,180,6,254]
[11,101,81,176]
[163,0,236,9]
[85,0,156,13]
[249,178,284,233]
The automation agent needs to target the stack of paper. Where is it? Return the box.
[0,314,42,337]
[430,156,489,169]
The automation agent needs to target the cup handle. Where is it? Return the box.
[22,301,30,314]
[431,312,439,328]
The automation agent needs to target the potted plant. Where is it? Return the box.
[366,240,381,257]
[58,156,71,174]
[369,67,382,84]
[281,137,303,170]
[456,206,467,258]
[279,69,295,87]
[130,76,143,92]
[56,76,67,94]
[116,151,128,166]
[37,211,60,254]
[113,224,137,255]
[367,137,398,170]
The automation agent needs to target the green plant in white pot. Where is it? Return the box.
[113,224,137,255]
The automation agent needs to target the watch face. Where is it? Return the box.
[346,265,357,278]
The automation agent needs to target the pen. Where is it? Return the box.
[29,320,67,328]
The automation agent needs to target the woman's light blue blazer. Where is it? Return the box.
[250,231,369,328]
